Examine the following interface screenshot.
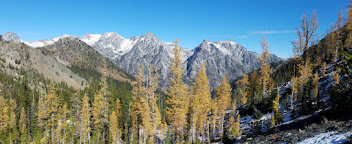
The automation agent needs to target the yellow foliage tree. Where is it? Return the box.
[80,95,91,144]
[146,64,161,143]
[190,62,211,142]
[131,63,150,144]
[312,73,320,103]
[259,36,273,96]
[236,74,249,104]
[215,75,232,140]
[165,39,189,143]
[109,111,120,144]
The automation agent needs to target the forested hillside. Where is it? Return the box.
[1,1,352,144]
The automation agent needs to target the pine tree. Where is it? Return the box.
[165,39,189,143]
[236,74,249,105]
[215,75,232,141]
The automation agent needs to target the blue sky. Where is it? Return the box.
[0,0,350,58]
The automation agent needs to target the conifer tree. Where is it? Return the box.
[259,36,273,96]
[346,0,352,49]
[0,96,9,131]
[249,71,258,102]
[37,94,48,128]
[321,62,327,76]
[273,88,280,114]
[215,75,232,140]
[165,39,189,143]
[109,111,120,144]
[190,62,211,142]
[20,107,28,143]
[146,65,161,143]
[312,73,320,104]
[292,10,319,60]
[56,103,70,143]
[334,69,340,85]
[270,114,276,127]
[80,95,91,144]
[91,91,104,143]
[236,74,249,104]
[131,63,150,144]
[291,77,298,110]
[45,83,60,143]
[229,114,240,138]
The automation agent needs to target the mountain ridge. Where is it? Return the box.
[3,32,283,89]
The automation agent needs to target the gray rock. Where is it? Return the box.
[3,32,21,43]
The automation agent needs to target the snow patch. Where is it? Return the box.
[297,131,352,144]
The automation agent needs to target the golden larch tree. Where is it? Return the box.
[259,36,273,96]
[80,94,91,144]
[215,75,232,140]
[165,39,189,143]
[190,62,211,142]
[236,74,249,105]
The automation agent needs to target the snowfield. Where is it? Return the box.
[297,131,352,144]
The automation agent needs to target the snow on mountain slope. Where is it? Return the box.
[297,131,352,144]
[3,32,282,90]
[80,33,102,45]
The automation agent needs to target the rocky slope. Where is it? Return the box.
[0,37,87,89]
[3,32,282,89]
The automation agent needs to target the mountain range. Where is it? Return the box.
[2,32,283,89]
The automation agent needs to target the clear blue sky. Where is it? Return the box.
[0,0,350,58]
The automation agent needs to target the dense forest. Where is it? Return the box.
[1,1,352,144]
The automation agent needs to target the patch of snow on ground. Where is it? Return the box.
[297,131,352,144]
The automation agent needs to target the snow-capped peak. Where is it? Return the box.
[3,32,21,43]
[81,33,102,46]
[52,34,77,42]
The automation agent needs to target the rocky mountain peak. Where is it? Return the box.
[3,32,21,43]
